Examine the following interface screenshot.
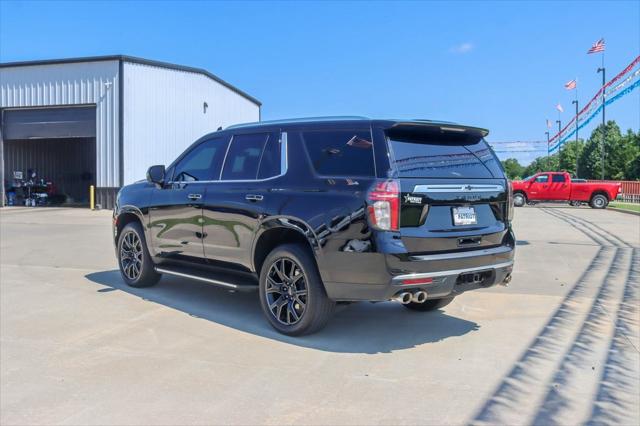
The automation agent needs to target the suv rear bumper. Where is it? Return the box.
[323,244,514,302]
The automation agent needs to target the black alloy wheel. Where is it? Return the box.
[120,230,143,281]
[259,244,335,336]
[117,221,161,288]
[265,258,308,326]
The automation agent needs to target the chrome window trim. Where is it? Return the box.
[218,134,235,180]
[168,131,288,185]
[413,184,504,193]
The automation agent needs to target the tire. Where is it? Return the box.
[589,194,608,209]
[259,244,335,336]
[117,221,161,287]
[513,193,526,207]
[403,296,455,312]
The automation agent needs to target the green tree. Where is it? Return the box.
[501,158,525,180]
[558,139,584,177]
[505,120,639,181]
[622,129,640,180]
[523,154,558,177]
[578,121,635,180]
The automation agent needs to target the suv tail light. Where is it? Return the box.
[368,180,400,231]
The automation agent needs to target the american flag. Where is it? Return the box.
[564,79,577,90]
[587,38,605,54]
[546,119,552,129]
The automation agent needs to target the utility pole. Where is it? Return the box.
[572,99,579,177]
[545,131,550,170]
[556,120,562,171]
[597,66,606,179]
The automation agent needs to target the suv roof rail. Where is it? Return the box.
[226,116,370,130]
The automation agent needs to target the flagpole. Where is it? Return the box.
[597,48,606,179]
[545,131,550,170]
[556,119,562,171]
[572,81,579,177]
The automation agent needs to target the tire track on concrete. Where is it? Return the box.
[470,254,613,424]
[586,248,640,425]
[530,246,631,425]
[469,208,631,425]
[549,208,633,248]
[543,208,628,248]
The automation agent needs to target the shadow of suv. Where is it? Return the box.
[113,117,515,336]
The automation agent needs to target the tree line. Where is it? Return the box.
[500,121,640,181]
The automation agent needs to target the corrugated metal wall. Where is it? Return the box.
[123,62,260,184]
[0,61,120,187]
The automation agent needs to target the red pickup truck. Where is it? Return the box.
[511,172,621,209]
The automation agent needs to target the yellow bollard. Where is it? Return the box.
[90,185,95,210]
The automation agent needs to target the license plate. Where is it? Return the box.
[453,207,477,225]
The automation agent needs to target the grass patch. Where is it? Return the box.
[610,201,640,213]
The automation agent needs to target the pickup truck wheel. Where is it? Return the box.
[259,244,335,336]
[403,296,455,312]
[513,193,526,207]
[590,194,608,209]
[117,222,161,288]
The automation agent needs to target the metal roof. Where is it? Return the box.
[0,54,261,106]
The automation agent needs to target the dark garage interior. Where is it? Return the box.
[3,138,96,205]
[2,106,96,207]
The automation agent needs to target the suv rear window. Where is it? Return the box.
[386,131,501,179]
[301,130,375,177]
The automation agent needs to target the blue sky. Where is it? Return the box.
[1,0,638,164]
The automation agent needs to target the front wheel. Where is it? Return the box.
[117,222,161,287]
[590,194,608,209]
[403,296,455,312]
[259,244,335,336]
[513,193,526,207]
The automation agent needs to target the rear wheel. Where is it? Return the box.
[589,194,608,209]
[513,193,526,207]
[259,244,335,336]
[403,296,455,312]
[117,222,161,287]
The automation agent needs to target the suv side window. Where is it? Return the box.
[551,174,565,183]
[221,133,270,180]
[535,174,549,183]
[173,137,228,182]
[301,129,374,177]
[257,133,282,179]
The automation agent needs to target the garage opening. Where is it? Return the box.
[2,106,97,207]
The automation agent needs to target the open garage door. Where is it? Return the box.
[2,106,97,206]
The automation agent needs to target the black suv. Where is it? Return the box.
[113,117,515,335]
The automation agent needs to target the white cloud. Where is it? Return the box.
[450,42,474,54]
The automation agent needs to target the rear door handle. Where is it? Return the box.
[245,194,264,202]
[187,193,202,200]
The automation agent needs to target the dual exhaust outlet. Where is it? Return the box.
[394,291,427,304]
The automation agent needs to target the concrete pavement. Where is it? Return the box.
[0,205,638,425]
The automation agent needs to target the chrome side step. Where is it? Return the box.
[155,267,257,292]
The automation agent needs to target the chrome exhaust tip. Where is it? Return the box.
[500,273,512,287]
[412,291,428,303]
[394,292,413,304]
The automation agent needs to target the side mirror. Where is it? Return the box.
[146,165,165,186]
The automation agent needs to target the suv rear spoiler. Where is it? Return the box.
[389,121,490,138]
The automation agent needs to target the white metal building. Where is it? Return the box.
[0,55,261,208]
